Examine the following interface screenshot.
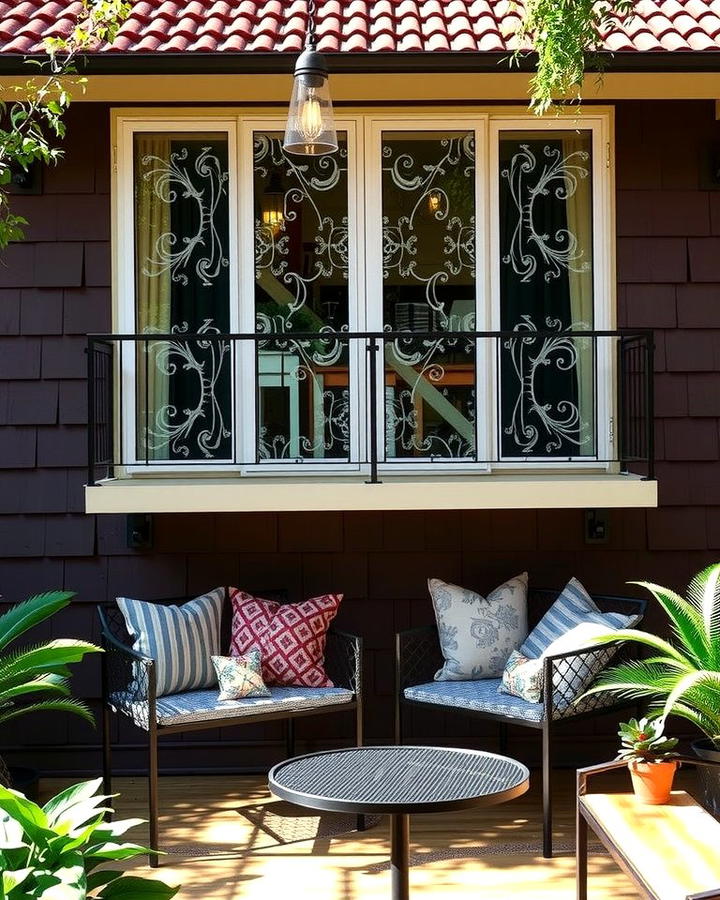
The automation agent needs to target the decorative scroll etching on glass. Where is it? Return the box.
[499,133,596,459]
[134,135,232,461]
[381,132,477,461]
[253,133,350,462]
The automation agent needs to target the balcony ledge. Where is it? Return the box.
[85,473,657,514]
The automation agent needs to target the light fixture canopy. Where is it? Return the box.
[283,2,338,156]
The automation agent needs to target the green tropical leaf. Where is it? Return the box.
[0,592,74,653]
[586,628,692,667]
[0,641,101,684]
[98,876,179,898]
[0,786,50,846]
[43,779,104,826]
[0,674,71,707]
[2,867,32,893]
[86,841,155,860]
[629,580,710,665]
[583,659,678,699]
[87,870,123,892]
[686,563,720,656]
[0,698,96,727]
[90,817,146,839]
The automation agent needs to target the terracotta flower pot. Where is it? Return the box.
[628,759,678,804]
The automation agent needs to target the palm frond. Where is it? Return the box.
[0,592,75,653]
[668,701,720,741]
[582,659,678,701]
[686,564,720,659]
[586,628,693,667]
[0,698,96,727]
[631,579,710,665]
[658,670,718,728]
[0,640,101,684]
[0,674,70,707]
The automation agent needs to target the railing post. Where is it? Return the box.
[87,337,95,487]
[366,336,381,485]
[646,330,655,480]
[617,335,626,473]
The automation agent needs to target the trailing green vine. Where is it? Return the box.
[517,0,635,114]
[0,0,129,250]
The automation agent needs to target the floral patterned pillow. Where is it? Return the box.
[428,573,528,681]
[499,649,544,703]
[211,650,271,701]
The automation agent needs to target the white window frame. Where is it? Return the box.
[237,117,365,475]
[489,113,615,470]
[365,115,491,473]
[112,107,615,478]
[114,114,240,473]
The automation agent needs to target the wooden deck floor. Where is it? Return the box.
[42,769,643,899]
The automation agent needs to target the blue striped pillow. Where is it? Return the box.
[117,588,225,697]
[519,578,638,658]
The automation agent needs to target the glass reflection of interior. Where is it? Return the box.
[254,132,350,461]
[133,133,231,462]
[381,132,477,461]
[498,130,595,459]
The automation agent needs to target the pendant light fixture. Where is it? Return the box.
[283,0,338,156]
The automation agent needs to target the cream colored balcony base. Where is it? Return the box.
[85,473,657,514]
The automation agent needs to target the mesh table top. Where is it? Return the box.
[269,745,529,814]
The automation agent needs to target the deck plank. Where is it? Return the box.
[39,770,644,898]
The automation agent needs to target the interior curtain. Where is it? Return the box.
[562,135,594,457]
[135,136,172,460]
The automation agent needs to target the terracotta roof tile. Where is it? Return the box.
[2,0,720,55]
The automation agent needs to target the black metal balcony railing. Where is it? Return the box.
[87,329,654,487]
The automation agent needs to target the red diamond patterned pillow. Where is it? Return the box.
[229,589,342,687]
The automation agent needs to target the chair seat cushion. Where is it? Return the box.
[145,686,354,726]
[404,679,544,723]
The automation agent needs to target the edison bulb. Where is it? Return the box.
[299,89,323,142]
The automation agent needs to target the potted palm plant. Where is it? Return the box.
[584,563,720,815]
[617,715,679,804]
[0,591,101,788]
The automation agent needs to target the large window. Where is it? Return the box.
[114,111,612,474]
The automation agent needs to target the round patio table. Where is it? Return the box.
[268,745,529,900]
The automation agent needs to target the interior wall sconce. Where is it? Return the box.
[283,0,338,156]
[262,171,285,234]
[427,190,443,214]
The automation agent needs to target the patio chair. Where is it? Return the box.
[395,587,647,858]
[99,588,363,866]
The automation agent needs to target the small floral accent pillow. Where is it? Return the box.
[499,650,544,703]
[212,650,271,701]
[429,573,528,681]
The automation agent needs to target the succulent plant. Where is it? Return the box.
[617,714,679,763]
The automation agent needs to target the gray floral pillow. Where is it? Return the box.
[429,573,529,681]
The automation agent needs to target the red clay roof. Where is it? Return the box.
[1,0,720,55]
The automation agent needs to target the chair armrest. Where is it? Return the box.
[543,641,622,721]
[325,629,362,695]
[396,625,443,692]
[101,627,156,730]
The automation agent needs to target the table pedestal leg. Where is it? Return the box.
[390,813,409,900]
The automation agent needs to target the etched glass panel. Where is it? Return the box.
[254,132,350,461]
[499,131,595,458]
[133,133,231,461]
[382,132,477,460]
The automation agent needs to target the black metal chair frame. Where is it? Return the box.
[98,588,363,866]
[395,588,647,858]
